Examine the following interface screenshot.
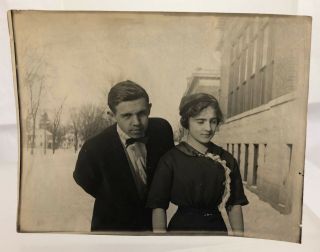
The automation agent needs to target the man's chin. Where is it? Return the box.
[129,132,145,138]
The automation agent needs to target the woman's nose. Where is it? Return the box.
[204,122,211,131]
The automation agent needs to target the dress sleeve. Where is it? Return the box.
[146,154,173,210]
[73,142,100,198]
[226,157,249,207]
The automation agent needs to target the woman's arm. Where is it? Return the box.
[152,208,167,233]
[227,204,244,236]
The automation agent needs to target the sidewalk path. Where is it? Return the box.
[242,188,296,242]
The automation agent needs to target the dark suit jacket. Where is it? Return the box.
[73,118,174,231]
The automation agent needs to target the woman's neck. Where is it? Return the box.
[186,136,208,154]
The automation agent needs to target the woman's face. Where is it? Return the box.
[188,106,218,145]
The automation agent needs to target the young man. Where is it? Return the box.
[73,80,174,231]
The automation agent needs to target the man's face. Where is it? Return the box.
[113,98,151,138]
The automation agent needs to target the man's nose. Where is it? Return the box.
[131,115,141,125]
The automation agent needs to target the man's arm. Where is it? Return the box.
[73,142,99,198]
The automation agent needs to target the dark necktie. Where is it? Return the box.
[125,136,148,148]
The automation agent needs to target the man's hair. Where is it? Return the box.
[108,80,149,113]
[179,93,223,129]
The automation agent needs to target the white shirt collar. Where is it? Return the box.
[117,124,130,146]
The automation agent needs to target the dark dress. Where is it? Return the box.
[146,141,249,234]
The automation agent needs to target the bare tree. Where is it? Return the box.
[78,103,113,142]
[97,56,125,111]
[70,109,81,153]
[20,44,49,155]
[25,66,45,155]
[48,98,66,154]
[55,125,68,150]
[39,112,50,154]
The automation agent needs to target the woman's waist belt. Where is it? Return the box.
[177,206,219,216]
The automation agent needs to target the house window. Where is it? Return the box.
[261,25,269,67]
[251,38,258,76]
[227,21,274,118]
[237,144,241,167]
[244,144,249,182]
[253,144,259,186]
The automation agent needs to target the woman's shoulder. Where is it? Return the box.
[159,145,182,160]
[158,142,194,163]
[175,141,203,157]
[208,142,237,166]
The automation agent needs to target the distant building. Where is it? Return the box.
[27,129,53,149]
[213,16,310,241]
[185,68,221,100]
[62,132,74,149]
[182,68,221,142]
[25,111,53,150]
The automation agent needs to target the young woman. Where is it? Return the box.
[146,93,248,235]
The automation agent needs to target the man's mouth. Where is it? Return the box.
[130,129,143,133]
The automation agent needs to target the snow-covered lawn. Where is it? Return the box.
[19,148,94,232]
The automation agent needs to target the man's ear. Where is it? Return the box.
[107,110,116,123]
[107,110,114,117]
[148,103,152,114]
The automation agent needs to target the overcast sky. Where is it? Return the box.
[13,11,221,130]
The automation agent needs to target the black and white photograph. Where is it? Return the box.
[9,11,311,243]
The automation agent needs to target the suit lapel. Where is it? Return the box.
[145,132,157,187]
[107,125,141,204]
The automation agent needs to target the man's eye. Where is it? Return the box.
[197,120,204,124]
[138,112,147,117]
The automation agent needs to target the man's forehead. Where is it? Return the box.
[115,98,149,114]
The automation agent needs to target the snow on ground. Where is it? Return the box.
[19,149,299,242]
[19,148,94,232]
[242,188,295,242]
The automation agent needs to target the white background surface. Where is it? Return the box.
[1,0,319,251]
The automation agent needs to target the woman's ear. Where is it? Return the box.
[181,129,188,142]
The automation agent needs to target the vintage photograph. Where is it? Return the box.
[9,11,311,242]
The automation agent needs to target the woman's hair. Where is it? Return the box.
[179,93,223,129]
[108,80,149,113]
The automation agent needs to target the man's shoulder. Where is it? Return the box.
[148,117,172,131]
[82,123,117,151]
[147,118,174,148]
